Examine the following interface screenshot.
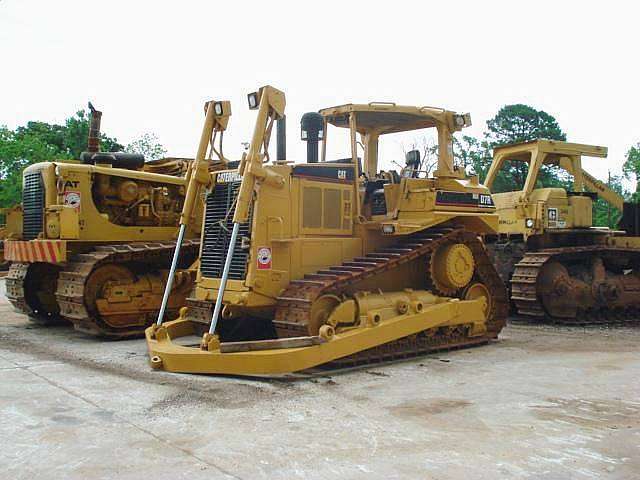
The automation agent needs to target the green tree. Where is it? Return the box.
[454,135,492,181]
[62,109,123,157]
[14,110,122,159]
[485,104,566,147]
[0,127,61,207]
[125,133,167,161]
[482,104,568,193]
[592,173,624,228]
[0,109,124,208]
[622,143,640,201]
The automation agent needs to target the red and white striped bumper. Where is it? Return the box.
[4,240,67,263]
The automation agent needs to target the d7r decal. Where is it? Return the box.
[435,191,494,208]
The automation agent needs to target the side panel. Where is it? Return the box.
[247,171,361,304]
[195,166,363,308]
[298,179,354,236]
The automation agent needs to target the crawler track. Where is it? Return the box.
[0,240,9,271]
[6,263,35,317]
[273,226,508,366]
[6,262,62,324]
[511,245,640,325]
[7,241,199,338]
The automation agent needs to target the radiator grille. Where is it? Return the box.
[22,172,45,240]
[200,181,252,280]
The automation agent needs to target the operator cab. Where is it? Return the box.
[484,139,609,235]
[301,103,474,220]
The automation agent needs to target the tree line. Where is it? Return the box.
[451,104,635,228]
[0,109,166,208]
[0,104,638,228]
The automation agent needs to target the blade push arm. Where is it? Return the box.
[180,100,232,227]
[233,85,286,223]
[155,99,230,327]
[204,85,286,342]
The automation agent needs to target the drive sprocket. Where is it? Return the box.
[428,242,475,295]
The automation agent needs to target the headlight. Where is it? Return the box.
[213,102,224,116]
[525,218,534,228]
[382,224,395,234]
[247,92,259,110]
[454,113,472,128]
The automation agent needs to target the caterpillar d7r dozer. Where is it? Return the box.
[4,102,232,338]
[484,139,640,324]
[147,85,508,375]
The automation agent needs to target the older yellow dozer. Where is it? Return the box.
[3,104,230,338]
[484,139,640,324]
[146,86,508,375]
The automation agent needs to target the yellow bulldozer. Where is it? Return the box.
[146,85,508,375]
[4,103,231,338]
[484,139,640,323]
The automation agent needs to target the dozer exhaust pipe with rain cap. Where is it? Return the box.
[146,86,507,376]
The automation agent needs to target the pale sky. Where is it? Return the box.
[1,0,638,188]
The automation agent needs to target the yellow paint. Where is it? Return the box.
[486,139,619,239]
[150,88,503,374]
[146,294,486,375]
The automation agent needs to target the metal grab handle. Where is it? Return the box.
[368,101,396,107]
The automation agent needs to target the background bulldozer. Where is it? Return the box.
[3,104,229,338]
[147,86,508,375]
[484,139,640,324]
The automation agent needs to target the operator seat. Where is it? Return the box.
[402,150,421,178]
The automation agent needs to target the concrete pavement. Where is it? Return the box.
[0,279,638,479]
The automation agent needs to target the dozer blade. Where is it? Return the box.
[146,296,489,376]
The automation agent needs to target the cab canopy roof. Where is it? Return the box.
[493,139,608,162]
[319,103,462,135]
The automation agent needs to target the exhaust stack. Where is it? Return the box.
[276,116,286,161]
[300,112,323,163]
[87,102,102,153]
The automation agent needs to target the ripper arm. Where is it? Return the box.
[558,157,625,211]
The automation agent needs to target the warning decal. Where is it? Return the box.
[63,191,81,210]
[257,246,272,270]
